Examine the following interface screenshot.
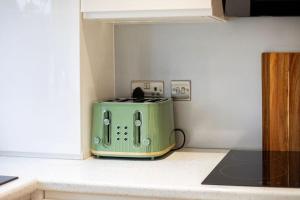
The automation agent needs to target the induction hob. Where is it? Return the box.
[202,150,300,188]
[0,176,18,186]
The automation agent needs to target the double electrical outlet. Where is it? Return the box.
[131,80,191,101]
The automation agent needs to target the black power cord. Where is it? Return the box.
[172,128,186,151]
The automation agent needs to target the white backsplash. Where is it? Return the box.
[114,17,300,150]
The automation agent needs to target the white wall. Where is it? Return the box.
[0,0,81,158]
[115,18,300,150]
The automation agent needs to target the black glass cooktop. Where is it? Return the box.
[0,176,18,186]
[202,150,300,188]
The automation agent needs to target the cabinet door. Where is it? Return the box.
[0,0,81,158]
[262,53,300,151]
[81,0,224,22]
[82,0,212,12]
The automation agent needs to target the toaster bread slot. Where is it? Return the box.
[134,111,142,146]
[103,111,111,145]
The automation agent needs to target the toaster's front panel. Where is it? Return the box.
[92,103,151,157]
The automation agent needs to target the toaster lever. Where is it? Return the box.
[134,111,142,146]
[103,111,111,145]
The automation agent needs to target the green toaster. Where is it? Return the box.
[91,98,175,159]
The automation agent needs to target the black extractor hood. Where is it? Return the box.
[224,0,300,17]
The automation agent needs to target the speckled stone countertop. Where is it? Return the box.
[1,148,300,200]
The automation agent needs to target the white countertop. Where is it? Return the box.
[1,148,300,200]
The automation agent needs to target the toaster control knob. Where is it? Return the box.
[134,120,142,127]
[94,136,101,144]
[103,119,110,126]
[143,138,151,146]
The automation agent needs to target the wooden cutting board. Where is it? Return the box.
[262,52,300,151]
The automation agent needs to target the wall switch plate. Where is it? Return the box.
[171,80,191,101]
[131,80,164,97]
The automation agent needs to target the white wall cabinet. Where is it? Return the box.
[0,0,114,159]
[81,0,225,22]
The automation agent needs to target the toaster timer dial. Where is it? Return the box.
[94,136,101,144]
[143,138,151,146]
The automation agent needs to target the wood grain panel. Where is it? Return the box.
[262,53,271,151]
[262,53,300,151]
[289,54,300,151]
[262,53,289,151]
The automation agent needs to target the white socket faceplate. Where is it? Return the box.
[131,80,164,97]
[171,80,191,101]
